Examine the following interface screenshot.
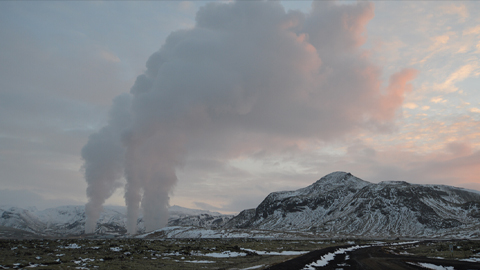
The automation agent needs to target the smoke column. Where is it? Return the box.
[82,94,132,233]
[82,1,417,234]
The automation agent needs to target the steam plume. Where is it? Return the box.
[82,1,416,234]
[82,94,131,233]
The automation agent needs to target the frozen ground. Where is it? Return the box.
[1,238,480,269]
[0,238,345,269]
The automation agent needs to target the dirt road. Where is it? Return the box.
[266,243,480,270]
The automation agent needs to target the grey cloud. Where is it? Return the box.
[0,189,83,210]
[0,10,130,210]
[193,202,223,212]
[0,1,199,218]
[83,1,416,233]
[0,93,107,207]
[0,25,128,107]
[332,141,480,189]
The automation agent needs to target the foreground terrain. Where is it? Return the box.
[1,238,480,269]
[267,240,480,270]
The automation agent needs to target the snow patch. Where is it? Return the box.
[303,245,371,269]
[407,262,455,270]
[241,248,308,256]
[241,265,265,270]
[202,251,247,258]
[460,257,480,262]
[183,260,215,263]
[63,243,81,249]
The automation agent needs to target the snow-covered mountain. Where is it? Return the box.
[224,171,480,238]
[0,205,233,237]
[3,171,480,239]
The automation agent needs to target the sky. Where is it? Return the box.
[1,0,480,215]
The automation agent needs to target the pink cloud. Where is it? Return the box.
[376,68,418,121]
[351,141,480,189]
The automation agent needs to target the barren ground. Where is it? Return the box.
[1,238,479,269]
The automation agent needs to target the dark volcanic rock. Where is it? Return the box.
[224,171,480,237]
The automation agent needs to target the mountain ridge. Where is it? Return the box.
[223,171,480,237]
[0,204,233,237]
[2,171,480,238]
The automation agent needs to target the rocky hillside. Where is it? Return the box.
[224,171,480,237]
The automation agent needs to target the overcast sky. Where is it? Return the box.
[1,1,480,214]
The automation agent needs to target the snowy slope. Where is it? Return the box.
[223,208,256,229]
[169,205,223,218]
[137,226,315,239]
[0,205,126,236]
[3,171,480,238]
[225,172,480,238]
[0,205,233,236]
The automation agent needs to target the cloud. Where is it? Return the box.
[0,23,129,106]
[0,189,84,210]
[376,68,418,121]
[172,1,480,212]
[193,202,223,212]
[438,3,469,21]
[82,1,418,232]
[0,91,105,205]
[375,144,480,187]
[463,25,480,36]
[302,140,480,191]
[430,96,446,104]
[445,141,473,156]
[434,64,477,92]
[432,35,449,44]
[100,50,121,63]
[178,1,195,12]
[404,103,418,109]
[470,107,480,113]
